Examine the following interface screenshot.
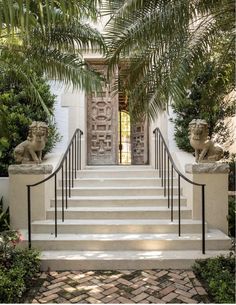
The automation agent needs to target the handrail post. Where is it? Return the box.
[171,165,173,221]
[74,133,77,179]
[158,132,161,177]
[164,147,166,197]
[69,148,71,197]
[80,131,82,170]
[72,141,74,188]
[178,174,181,236]
[154,130,157,169]
[202,185,205,254]
[65,156,68,209]
[167,157,170,208]
[54,174,57,237]
[61,164,64,222]
[27,185,31,249]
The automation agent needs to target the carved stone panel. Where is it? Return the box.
[131,118,148,165]
[87,64,118,165]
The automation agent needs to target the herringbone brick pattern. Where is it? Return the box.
[23,270,210,303]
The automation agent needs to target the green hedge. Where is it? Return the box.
[0,69,60,176]
[193,254,235,304]
[0,230,40,303]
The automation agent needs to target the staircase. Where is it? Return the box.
[29,165,231,270]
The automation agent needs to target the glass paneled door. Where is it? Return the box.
[118,111,131,164]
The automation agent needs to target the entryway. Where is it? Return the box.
[86,61,148,166]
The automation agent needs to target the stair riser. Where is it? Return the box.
[50,198,187,208]
[32,239,230,251]
[32,223,204,234]
[40,259,196,271]
[85,166,152,170]
[77,171,160,178]
[57,188,179,196]
[59,179,178,188]
[46,210,192,219]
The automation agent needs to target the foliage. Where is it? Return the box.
[0,230,40,303]
[0,197,10,232]
[193,254,235,304]
[171,56,235,152]
[104,0,235,120]
[0,69,61,177]
[228,154,236,191]
[0,0,105,113]
[228,196,235,238]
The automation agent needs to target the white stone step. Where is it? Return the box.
[46,206,192,219]
[50,196,186,207]
[57,186,179,196]
[63,177,177,187]
[77,169,160,178]
[32,219,205,234]
[40,250,231,270]
[84,165,153,171]
[29,229,231,251]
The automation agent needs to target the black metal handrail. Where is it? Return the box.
[27,128,83,249]
[153,127,206,254]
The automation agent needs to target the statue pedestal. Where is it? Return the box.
[8,164,53,231]
[185,163,229,234]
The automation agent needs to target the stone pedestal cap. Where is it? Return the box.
[185,163,229,174]
[8,164,53,175]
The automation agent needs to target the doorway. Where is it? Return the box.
[118,111,131,165]
[86,61,148,166]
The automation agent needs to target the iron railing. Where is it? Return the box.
[153,127,206,254]
[27,128,83,249]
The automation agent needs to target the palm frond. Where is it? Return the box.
[104,0,235,119]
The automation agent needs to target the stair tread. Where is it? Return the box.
[47,206,191,211]
[40,250,231,260]
[72,177,175,181]
[32,219,203,225]
[52,195,186,200]
[28,229,230,241]
[57,186,179,190]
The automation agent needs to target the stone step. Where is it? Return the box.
[29,229,231,251]
[46,206,192,219]
[57,186,180,197]
[76,169,161,178]
[84,165,153,171]
[32,219,205,234]
[40,250,231,270]
[60,177,177,188]
[50,196,187,207]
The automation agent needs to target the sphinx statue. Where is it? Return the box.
[14,121,48,164]
[188,119,223,163]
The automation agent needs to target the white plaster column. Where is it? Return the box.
[185,163,229,234]
[8,164,53,231]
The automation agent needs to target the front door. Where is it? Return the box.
[87,62,148,165]
[87,63,118,165]
[131,118,149,165]
[118,111,149,165]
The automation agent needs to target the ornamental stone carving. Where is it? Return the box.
[188,119,223,163]
[14,121,48,164]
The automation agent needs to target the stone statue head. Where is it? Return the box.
[188,119,209,141]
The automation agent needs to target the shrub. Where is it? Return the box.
[0,230,40,303]
[0,69,61,177]
[193,254,235,303]
[0,266,26,303]
[228,196,235,238]
[0,197,9,232]
[228,154,236,191]
[171,56,235,153]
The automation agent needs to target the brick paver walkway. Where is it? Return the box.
[23,270,210,304]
